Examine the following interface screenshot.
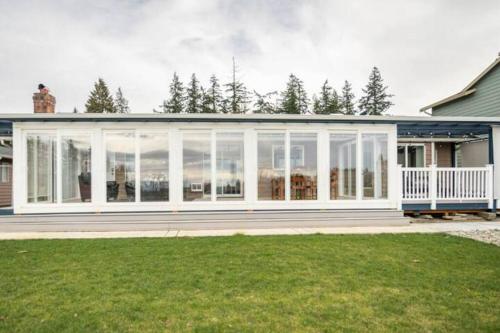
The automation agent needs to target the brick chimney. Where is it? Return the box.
[33,84,56,113]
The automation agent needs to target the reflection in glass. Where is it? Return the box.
[62,135,91,203]
[258,133,285,200]
[408,146,424,167]
[362,133,388,199]
[140,133,169,201]
[106,132,136,202]
[216,133,244,201]
[27,134,57,203]
[290,133,317,200]
[330,134,356,200]
[183,132,211,201]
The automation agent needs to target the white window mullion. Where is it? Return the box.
[211,131,216,202]
[356,131,363,201]
[135,130,141,203]
[56,131,62,204]
[317,130,329,203]
[285,131,291,201]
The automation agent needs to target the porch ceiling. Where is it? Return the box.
[397,122,490,138]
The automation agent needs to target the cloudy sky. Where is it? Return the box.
[0,0,499,115]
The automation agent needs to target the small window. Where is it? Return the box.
[398,144,425,167]
[0,163,10,183]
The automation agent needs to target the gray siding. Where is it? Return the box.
[433,64,500,116]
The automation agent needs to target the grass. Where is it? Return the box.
[0,234,499,332]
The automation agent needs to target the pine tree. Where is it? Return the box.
[340,80,356,115]
[224,57,249,114]
[358,67,394,115]
[312,95,321,114]
[279,74,309,114]
[186,73,202,113]
[200,86,212,113]
[162,72,185,113]
[85,78,116,113]
[114,87,130,113]
[315,80,341,114]
[204,74,223,113]
[253,91,277,114]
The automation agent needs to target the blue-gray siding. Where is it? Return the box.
[433,64,500,116]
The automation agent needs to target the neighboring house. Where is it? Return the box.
[421,54,500,117]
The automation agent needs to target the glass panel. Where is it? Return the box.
[258,133,285,200]
[216,133,244,201]
[183,132,211,201]
[397,146,406,167]
[290,133,317,200]
[106,132,136,202]
[27,134,57,203]
[362,133,388,199]
[140,133,169,202]
[61,135,91,203]
[330,134,356,200]
[407,146,424,167]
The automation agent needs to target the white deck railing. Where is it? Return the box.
[399,165,493,209]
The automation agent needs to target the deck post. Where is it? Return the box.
[396,164,403,210]
[430,164,437,210]
[486,164,494,209]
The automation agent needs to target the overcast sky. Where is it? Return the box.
[0,0,499,115]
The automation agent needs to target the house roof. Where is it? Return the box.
[0,113,498,138]
[420,55,500,112]
[0,112,500,124]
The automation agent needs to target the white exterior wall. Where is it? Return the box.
[12,121,399,214]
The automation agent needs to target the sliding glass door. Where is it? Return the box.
[27,134,57,203]
[61,135,92,203]
[216,133,244,201]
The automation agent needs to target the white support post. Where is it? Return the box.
[486,164,494,209]
[430,164,437,210]
[396,164,403,210]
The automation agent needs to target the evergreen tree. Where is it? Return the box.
[204,74,223,113]
[224,57,249,114]
[200,87,212,113]
[85,78,116,113]
[315,80,341,114]
[279,74,309,114]
[358,67,394,115]
[340,80,356,115]
[73,107,79,113]
[162,72,185,113]
[114,87,130,113]
[312,95,321,114]
[253,91,277,114]
[186,73,202,113]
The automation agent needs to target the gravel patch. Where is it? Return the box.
[447,229,500,246]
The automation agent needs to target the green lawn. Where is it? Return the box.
[0,234,499,332]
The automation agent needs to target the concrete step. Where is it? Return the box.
[0,209,405,222]
[0,210,409,232]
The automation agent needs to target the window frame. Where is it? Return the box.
[397,143,426,168]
